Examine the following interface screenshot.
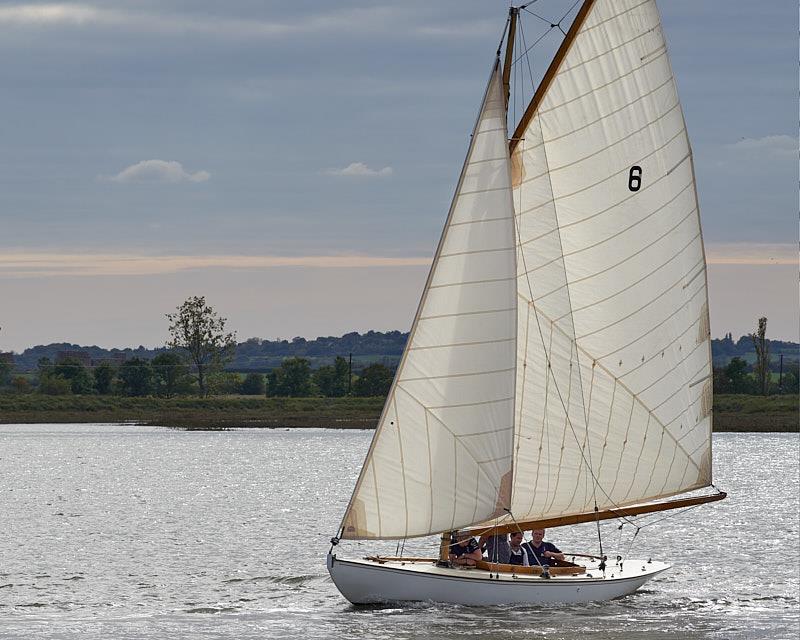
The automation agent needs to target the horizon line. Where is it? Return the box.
[0,243,796,277]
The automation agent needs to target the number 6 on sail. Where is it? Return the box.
[327,0,725,606]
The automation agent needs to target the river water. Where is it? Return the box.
[0,425,797,639]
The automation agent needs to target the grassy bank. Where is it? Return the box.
[0,394,796,431]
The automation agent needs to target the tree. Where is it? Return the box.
[750,317,771,395]
[152,352,189,398]
[312,356,350,397]
[240,372,266,395]
[11,376,31,394]
[353,363,394,397]
[117,358,153,397]
[267,358,312,397]
[166,296,237,397]
[54,357,94,395]
[0,361,11,388]
[93,362,116,395]
[717,357,753,394]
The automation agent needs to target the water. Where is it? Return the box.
[0,425,797,639]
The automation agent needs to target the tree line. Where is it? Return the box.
[0,298,395,398]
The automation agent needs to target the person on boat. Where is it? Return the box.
[525,528,566,566]
[479,532,509,564]
[448,530,483,567]
[508,531,530,566]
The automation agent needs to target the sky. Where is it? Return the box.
[0,0,797,352]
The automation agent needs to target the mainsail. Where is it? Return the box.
[341,65,518,539]
[507,0,712,524]
[339,0,714,541]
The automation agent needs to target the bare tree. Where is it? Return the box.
[166,296,237,396]
[750,317,770,396]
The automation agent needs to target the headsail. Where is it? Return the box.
[340,64,518,539]
[507,0,713,523]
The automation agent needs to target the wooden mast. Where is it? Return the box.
[509,0,597,152]
[501,6,518,106]
[467,492,727,537]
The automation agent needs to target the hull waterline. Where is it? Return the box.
[327,554,669,605]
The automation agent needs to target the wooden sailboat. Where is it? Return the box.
[327,0,726,605]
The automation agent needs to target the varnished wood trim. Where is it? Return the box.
[469,492,727,536]
[510,0,598,152]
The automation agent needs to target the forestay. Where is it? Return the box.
[340,66,518,539]
[507,0,713,523]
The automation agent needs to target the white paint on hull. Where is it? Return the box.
[327,554,669,605]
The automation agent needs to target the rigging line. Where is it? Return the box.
[517,11,538,100]
[556,0,583,28]
[520,6,553,27]
[496,12,512,58]
[512,24,556,66]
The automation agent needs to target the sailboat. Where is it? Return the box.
[327,0,726,605]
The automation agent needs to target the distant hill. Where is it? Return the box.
[6,331,798,372]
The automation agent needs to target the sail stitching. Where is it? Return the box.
[618,316,701,380]
[448,215,515,227]
[407,337,514,351]
[519,296,702,477]
[428,276,516,290]
[594,284,706,361]
[393,394,410,539]
[528,206,698,304]
[574,257,704,340]
[649,361,708,413]
[439,245,516,258]
[514,165,689,236]
[635,340,706,397]
[419,307,516,321]
[540,101,682,176]
[399,367,514,383]
[518,193,694,281]
[523,76,674,151]
[554,231,701,321]
[558,20,661,76]
[539,47,668,117]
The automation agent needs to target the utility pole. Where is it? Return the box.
[348,353,353,395]
[778,354,784,393]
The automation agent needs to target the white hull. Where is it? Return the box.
[327,554,669,605]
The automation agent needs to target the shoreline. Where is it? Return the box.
[0,395,796,432]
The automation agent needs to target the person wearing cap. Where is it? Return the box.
[448,530,482,567]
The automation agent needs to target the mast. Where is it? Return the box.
[501,6,518,107]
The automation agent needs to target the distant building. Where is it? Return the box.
[56,350,92,367]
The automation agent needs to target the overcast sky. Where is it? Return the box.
[0,0,796,352]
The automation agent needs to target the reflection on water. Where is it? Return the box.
[0,425,797,639]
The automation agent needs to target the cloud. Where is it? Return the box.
[0,3,413,40]
[0,253,431,278]
[323,162,393,177]
[724,135,797,157]
[105,160,210,184]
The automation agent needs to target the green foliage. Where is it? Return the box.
[39,375,72,395]
[312,356,350,397]
[206,371,241,396]
[353,363,394,397]
[240,372,265,396]
[53,357,94,395]
[267,358,312,397]
[714,357,755,394]
[152,352,190,398]
[11,376,32,394]
[117,358,153,397]
[0,361,11,387]
[750,317,771,396]
[166,296,237,397]
[93,362,116,395]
